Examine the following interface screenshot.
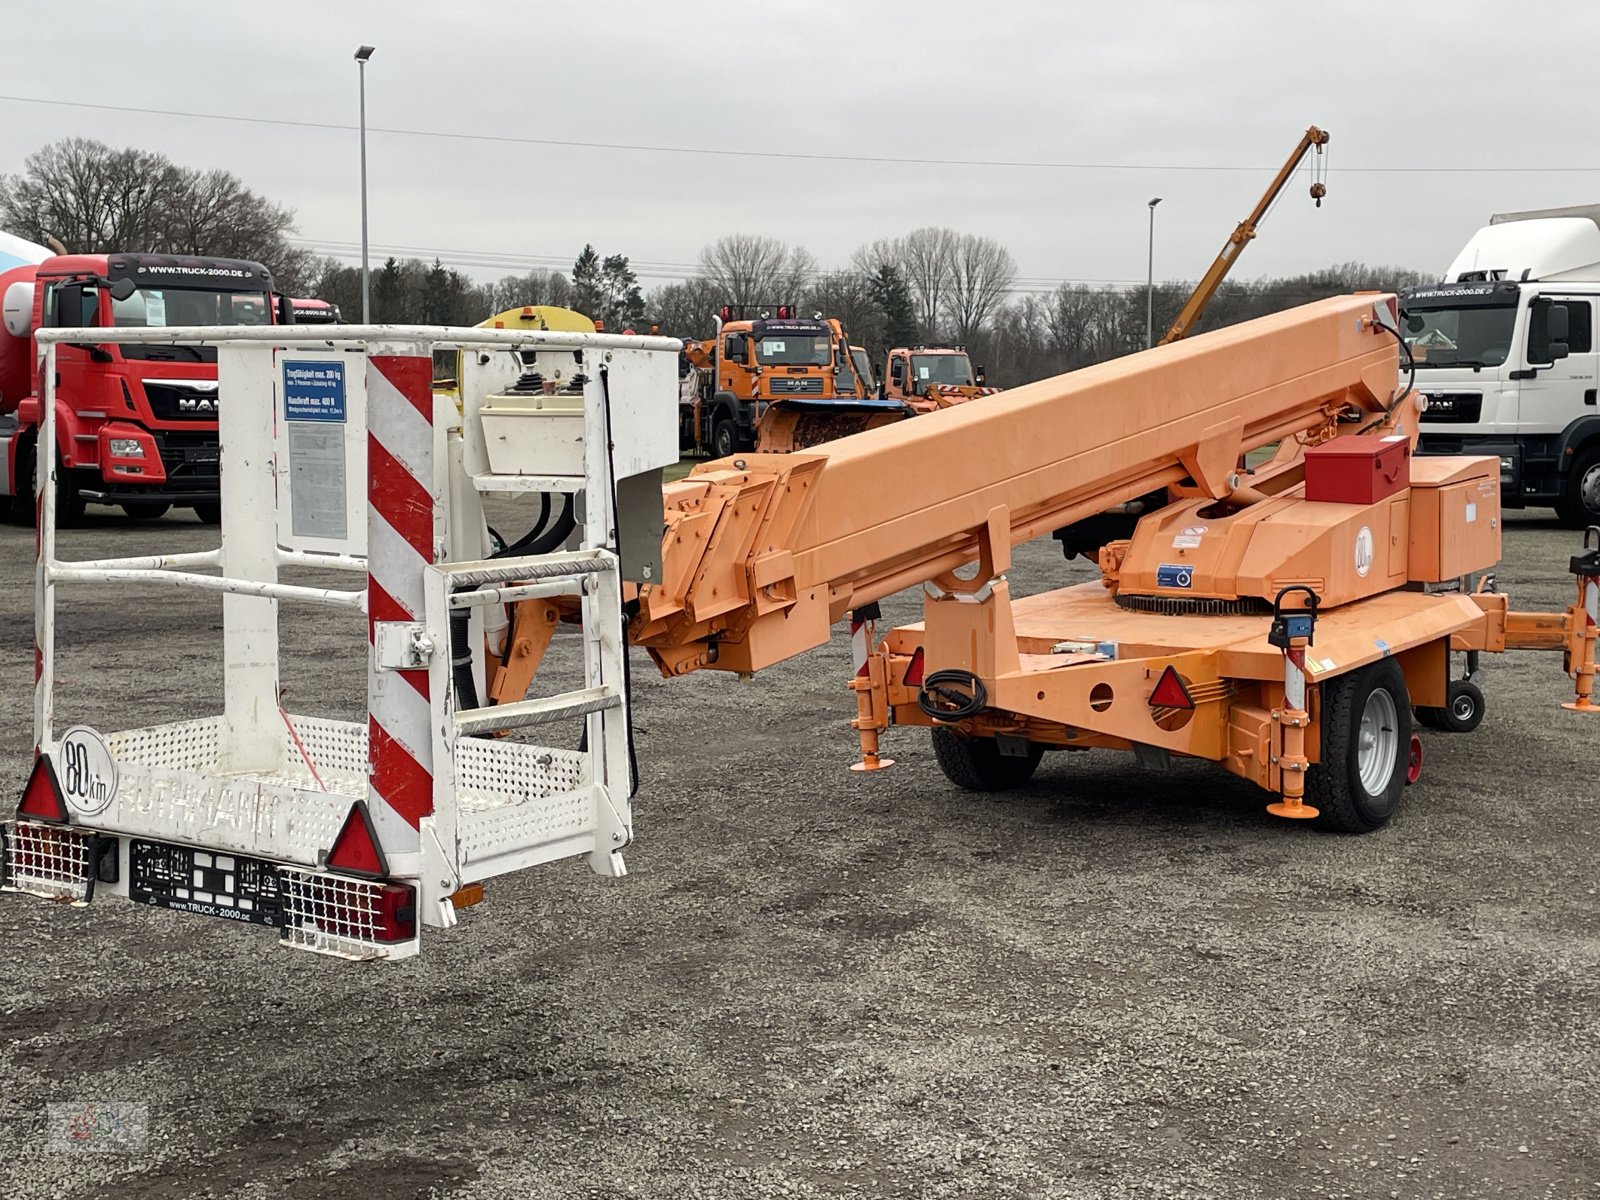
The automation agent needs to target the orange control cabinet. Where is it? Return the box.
[1407,456,1501,582]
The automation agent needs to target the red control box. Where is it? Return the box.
[1303,435,1411,504]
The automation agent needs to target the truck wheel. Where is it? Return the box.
[1556,443,1600,528]
[712,418,737,459]
[194,503,221,525]
[1417,678,1485,734]
[1306,659,1412,833]
[121,502,170,520]
[931,727,1043,792]
[41,451,86,527]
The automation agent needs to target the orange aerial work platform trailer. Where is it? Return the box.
[630,293,1598,832]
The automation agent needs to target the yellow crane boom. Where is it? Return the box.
[1157,125,1329,346]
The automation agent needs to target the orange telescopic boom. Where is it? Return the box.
[633,293,1397,675]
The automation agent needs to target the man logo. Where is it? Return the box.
[177,396,218,414]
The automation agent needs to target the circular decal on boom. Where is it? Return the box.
[57,725,118,817]
[1354,526,1374,578]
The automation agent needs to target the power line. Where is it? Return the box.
[5,92,1600,175]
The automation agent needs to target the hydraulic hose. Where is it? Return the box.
[490,491,553,559]
[1357,318,1417,435]
[449,605,480,714]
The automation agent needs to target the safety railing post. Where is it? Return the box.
[365,342,448,859]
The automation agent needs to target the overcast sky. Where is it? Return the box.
[3,0,1597,296]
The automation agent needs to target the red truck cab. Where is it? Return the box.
[0,252,276,522]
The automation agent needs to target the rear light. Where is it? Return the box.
[2,821,103,902]
[903,646,926,688]
[17,756,68,823]
[718,305,733,322]
[280,869,417,951]
[1149,665,1194,710]
[281,798,416,955]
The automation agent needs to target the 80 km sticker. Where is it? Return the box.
[57,726,118,817]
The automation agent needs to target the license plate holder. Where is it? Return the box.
[128,840,287,928]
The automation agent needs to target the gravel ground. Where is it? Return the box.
[1,503,1597,1199]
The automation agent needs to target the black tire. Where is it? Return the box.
[1417,678,1485,734]
[7,444,36,524]
[931,726,1043,792]
[121,501,171,520]
[1307,659,1412,833]
[711,417,737,459]
[193,502,221,525]
[1556,442,1600,529]
[45,451,85,527]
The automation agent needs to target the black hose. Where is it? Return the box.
[599,366,640,799]
[489,491,552,558]
[916,669,988,721]
[1357,318,1416,435]
[448,605,479,713]
[523,493,576,556]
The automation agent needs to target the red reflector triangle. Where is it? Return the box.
[326,800,388,879]
[1149,665,1195,710]
[903,646,926,688]
[18,755,68,823]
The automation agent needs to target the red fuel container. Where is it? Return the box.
[1303,435,1411,504]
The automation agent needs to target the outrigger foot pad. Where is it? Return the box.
[1265,800,1320,820]
[850,757,896,772]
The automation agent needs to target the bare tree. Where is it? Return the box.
[483,269,573,314]
[0,137,312,289]
[943,233,1016,345]
[853,227,959,341]
[157,168,311,289]
[803,269,885,356]
[646,277,724,341]
[0,139,175,256]
[697,234,816,309]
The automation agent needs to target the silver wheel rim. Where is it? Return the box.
[1580,463,1600,515]
[1357,687,1399,795]
[1451,691,1475,722]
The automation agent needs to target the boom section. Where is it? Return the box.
[633,293,1401,677]
[1158,125,1329,346]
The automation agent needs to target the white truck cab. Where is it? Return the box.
[1406,205,1600,527]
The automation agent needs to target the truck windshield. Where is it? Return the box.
[756,335,831,366]
[851,348,875,393]
[112,287,273,328]
[911,353,974,386]
[1401,303,1517,368]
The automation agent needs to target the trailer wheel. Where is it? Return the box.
[931,727,1042,792]
[1307,658,1412,833]
[1556,443,1600,529]
[121,502,170,520]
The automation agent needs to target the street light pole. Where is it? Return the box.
[355,45,376,323]
[1146,196,1162,348]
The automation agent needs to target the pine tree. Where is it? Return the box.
[599,253,645,329]
[870,264,918,350]
[571,244,602,317]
